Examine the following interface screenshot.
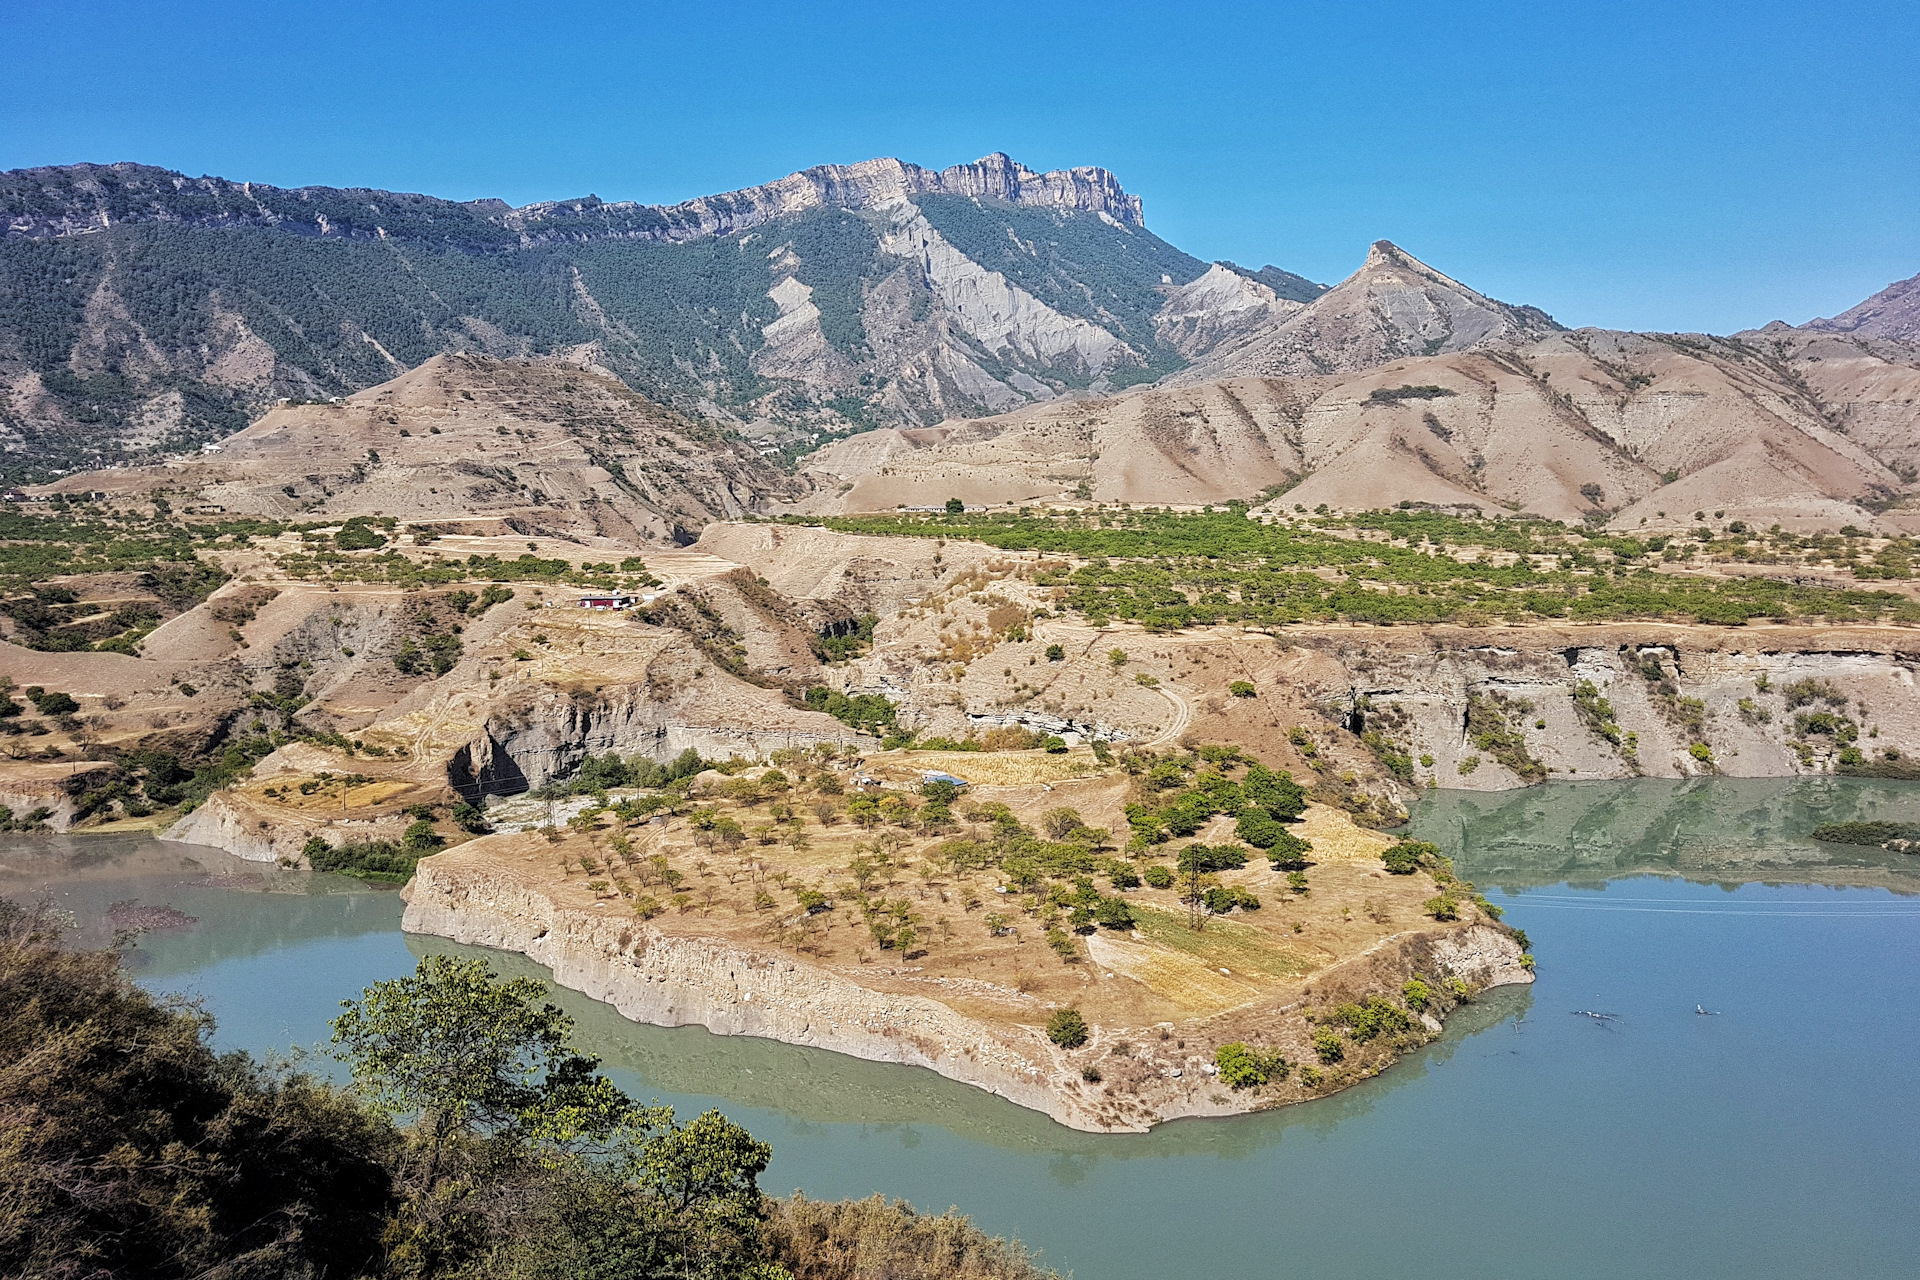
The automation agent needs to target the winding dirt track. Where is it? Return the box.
[1144,685,1191,748]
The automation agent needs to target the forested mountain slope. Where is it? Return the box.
[0,155,1324,477]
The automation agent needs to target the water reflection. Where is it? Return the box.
[0,833,399,974]
[1411,777,1920,894]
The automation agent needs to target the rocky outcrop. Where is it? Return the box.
[1176,240,1562,382]
[513,154,1144,245]
[6,155,1143,248]
[1805,269,1920,342]
[1298,624,1920,795]
[0,761,118,832]
[447,680,865,801]
[160,789,413,864]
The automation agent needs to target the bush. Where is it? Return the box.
[1228,680,1256,697]
[1201,885,1260,913]
[1041,735,1068,753]
[1143,865,1174,889]
[1329,996,1414,1042]
[1265,829,1313,869]
[1046,1008,1089,1048]
[1235,806,1283,849]
[1046,927,1078,962]
[401,819,443,853]
[1423,893,1459,921]
[452,800,491,833]
[1402,978,1431,1011]
[1215,1042,1290,1089]
[1311,1028,1344,1063]
[303,836,421,883]
[1093,897,1137,929]
[1381,840,1437,874]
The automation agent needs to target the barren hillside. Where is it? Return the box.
[40,354,801,541]
[795,320,1920,531]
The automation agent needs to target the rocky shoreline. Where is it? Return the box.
[400,843,1533,1132]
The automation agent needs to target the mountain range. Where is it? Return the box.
[0,154,1317,472]
[6,152,1919,530]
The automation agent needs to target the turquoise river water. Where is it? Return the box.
[4,776,1917,1278]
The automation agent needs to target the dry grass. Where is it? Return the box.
[866,749,1104,787]
[765,1193,1058,1280]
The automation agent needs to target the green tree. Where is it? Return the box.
[945,497,964,515]
[1045,1008,1089,1048]
[1382,840,1437,874]
[1243,764,1307,820]
[402,818,444,853]
[329,955,624,1192]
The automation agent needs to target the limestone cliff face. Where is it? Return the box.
[1304,625,1920,795]
[511,154,1144,246]
[402,854,1073,1121]
[0,762,118,832]
[447,679,865,801]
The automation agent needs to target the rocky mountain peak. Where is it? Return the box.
[1805,269,1920,342]
[517,153,1146,245]
[1170,240,1560,382]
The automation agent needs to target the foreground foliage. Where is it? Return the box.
[0,902,1056,1279]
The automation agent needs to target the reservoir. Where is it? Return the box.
[6,777,1918,1279]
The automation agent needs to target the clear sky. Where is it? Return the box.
[5,0,1914,334]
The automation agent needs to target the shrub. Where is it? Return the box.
[1079,1065,1102,1083]
[1286,870,1309,894]
[1202,885,1260,913]
[1235,806,1283,849]
[1381,840,1436,874]
[1143,865,1175,889]
[1046,1008,1089,1048]
[1041,735,1068,753]
[451,801,491,833]
[1688,742,1713,762]
[1215,1042,1291,1089]
[1046,927,1078,962]
[1402,977,1431,1011]
[1311,1028,1344,1063]
[1094,897,1137,929]
[1242,765,1307,820]
[1265,829,1313,869]
[400,819,443,853]
[1228,680,1256,697]
[1330,996,1414,1042]
[1045,644,1065,661]
[1424,893,1459,921]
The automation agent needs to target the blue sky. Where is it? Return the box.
[5,0,1914,333]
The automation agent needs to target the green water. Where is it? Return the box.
[5,777,1918,1278]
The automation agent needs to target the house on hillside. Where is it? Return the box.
[577,593,640,611]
